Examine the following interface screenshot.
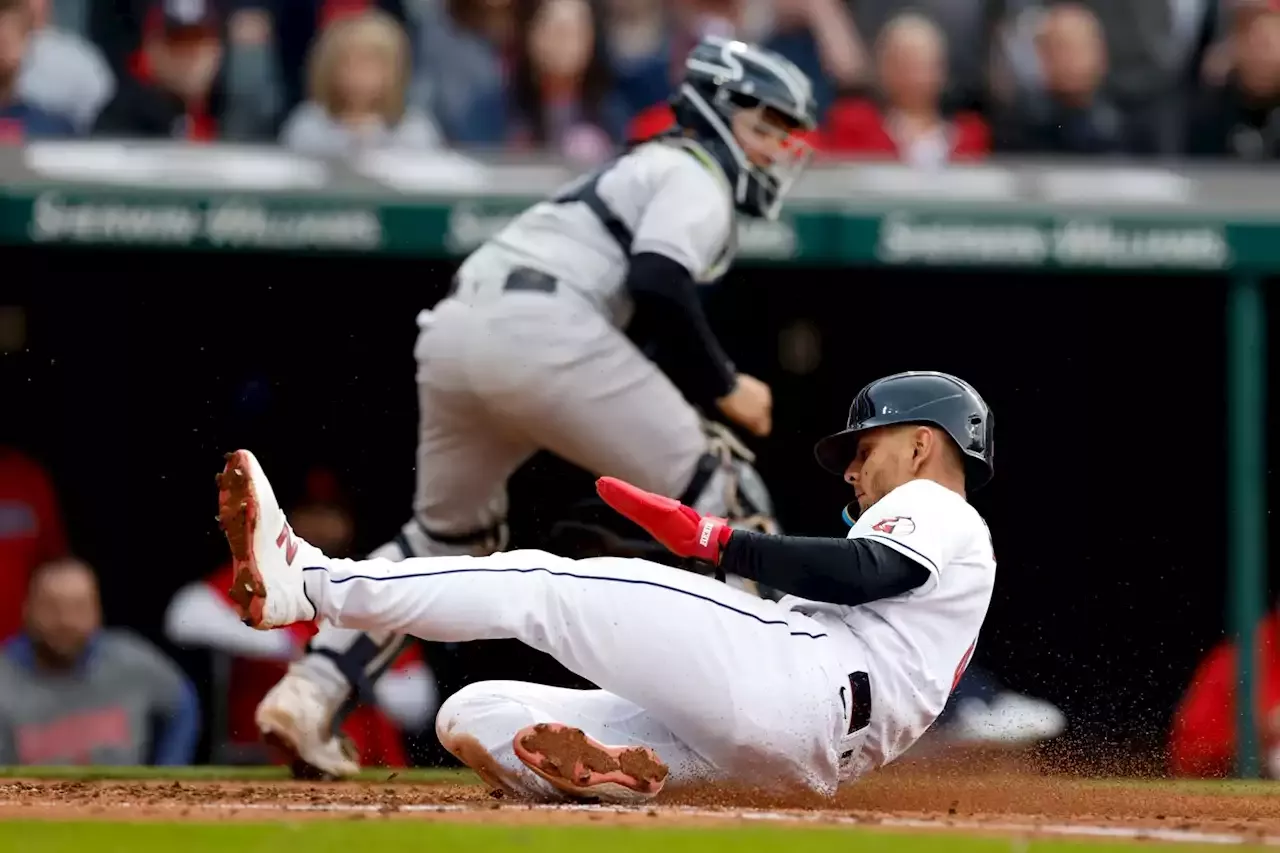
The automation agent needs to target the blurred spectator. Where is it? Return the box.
[1083,0,1219,109]
[847,0,993,111]
[88,0,263,137]
[992,4,1134,155]
[1169,605,1280,778]
[271,0,408,120]
[604,0,670,126]
[1186,7,1280,158]
[220,5,284,141]
[0,447,68,642]
[667,0,740,77]
[762,0,867,118]
[413,0,513,145]
[509,0,623,162]
[165,468,436,766]
[0,557,200,765]
[820,13,989,165]
[17,0,114,132]
[280,9,441,157]
[93,0,225,140]
[1200,0,1269,87]
[0,0,75,140]
[619,0,748,140]
[995,0,1218,156]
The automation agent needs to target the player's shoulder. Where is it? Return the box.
[625,141,729,193]
[96,629,181,677]
[874,479,986,530]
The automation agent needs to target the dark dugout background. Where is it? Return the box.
[3,246,1276,768]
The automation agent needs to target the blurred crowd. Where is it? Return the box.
[0,0,1278,163]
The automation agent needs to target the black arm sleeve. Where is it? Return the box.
[624,252,737,408]
[719,531,932,607]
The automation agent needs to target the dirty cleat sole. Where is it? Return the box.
[513,723,668,804]
[217,450,266,627]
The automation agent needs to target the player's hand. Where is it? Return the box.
[716,374,772,437]
[595,477,731,564]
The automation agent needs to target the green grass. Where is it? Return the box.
[1076,778,1278,796]
[0,766,478,783]
[0,822,1264,853]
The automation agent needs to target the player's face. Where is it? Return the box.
[730,105,810,171]
[843,426,918,512]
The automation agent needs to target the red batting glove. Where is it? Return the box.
[595,477,733,564]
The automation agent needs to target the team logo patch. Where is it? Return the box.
[871,516,915,535]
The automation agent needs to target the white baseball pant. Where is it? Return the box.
[299,547,864,796]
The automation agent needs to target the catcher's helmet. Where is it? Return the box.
[671,36,818,220]
[813,371,994,491]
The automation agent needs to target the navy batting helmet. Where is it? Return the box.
[813,371,994,490]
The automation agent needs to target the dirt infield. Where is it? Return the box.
[1,758,1278,845]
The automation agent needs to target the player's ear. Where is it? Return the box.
[911,427,932,468]
[910,427,924,458]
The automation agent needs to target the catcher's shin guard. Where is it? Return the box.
[308,628,414,737]
[278,516,508,777]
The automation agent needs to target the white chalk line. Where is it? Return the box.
[0,799,1277,845]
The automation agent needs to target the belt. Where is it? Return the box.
[448,266,558,297]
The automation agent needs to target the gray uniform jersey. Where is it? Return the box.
[457,139,739,328]
[0,630,194,765]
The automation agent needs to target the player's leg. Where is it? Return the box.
[435,681,717,801]
[255,302,536,777]
[220,451,851,799]
[266,295,751,777]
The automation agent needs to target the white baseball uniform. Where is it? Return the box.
[779,478,997,778]
[294,476,996,795]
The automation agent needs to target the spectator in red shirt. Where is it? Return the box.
[0,447,68,642]
[819,12,989,166]
[1169,608,1280,779]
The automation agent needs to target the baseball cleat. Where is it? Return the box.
[513,723,668,804]
[256,672,361,780]
[216,449,318,629]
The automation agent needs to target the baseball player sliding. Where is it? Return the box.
[252,34,819,777]
[217,371,997,801]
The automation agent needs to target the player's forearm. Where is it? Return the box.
[624,252,737,406]
[720,532,930,606]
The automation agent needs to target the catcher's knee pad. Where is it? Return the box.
[384,517,509,560]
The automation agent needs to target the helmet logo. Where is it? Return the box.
[967,414,984,446]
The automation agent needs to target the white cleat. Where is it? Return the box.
[216,449,320,629]
[256,672,361,780]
